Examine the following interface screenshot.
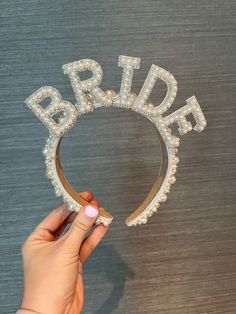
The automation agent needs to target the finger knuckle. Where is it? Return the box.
[74,221,90,232]
[86,241,95,253]
[21,239,29,254]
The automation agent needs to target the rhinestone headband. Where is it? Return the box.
[25,55,207,227]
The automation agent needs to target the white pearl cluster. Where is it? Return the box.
[25,86,78,137]
[114,55,141,108]
[25,55,207,227]
[163,95,207,135]
[126,117,180,226]
[63,59,114,111]
[43,135,113,227]
[133,65,177,117]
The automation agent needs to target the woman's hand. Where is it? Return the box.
[17,191,110,314]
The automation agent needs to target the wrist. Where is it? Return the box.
[19,291,60,314]
[16,308,44,314]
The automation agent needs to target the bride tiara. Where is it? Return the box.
[25,55,207,227]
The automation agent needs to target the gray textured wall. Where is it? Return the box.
[0,1,236,313]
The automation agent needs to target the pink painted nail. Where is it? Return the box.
[84,205,98,218]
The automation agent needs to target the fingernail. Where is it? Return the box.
[84,205,98,218]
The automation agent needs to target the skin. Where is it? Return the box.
[17,191,110,314]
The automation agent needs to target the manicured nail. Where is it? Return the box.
[84,205,98,218]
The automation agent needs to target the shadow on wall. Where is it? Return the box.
[84,243,135,314]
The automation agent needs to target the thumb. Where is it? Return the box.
[63,204,99,254]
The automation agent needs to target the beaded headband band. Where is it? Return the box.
[25,55,207,227]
